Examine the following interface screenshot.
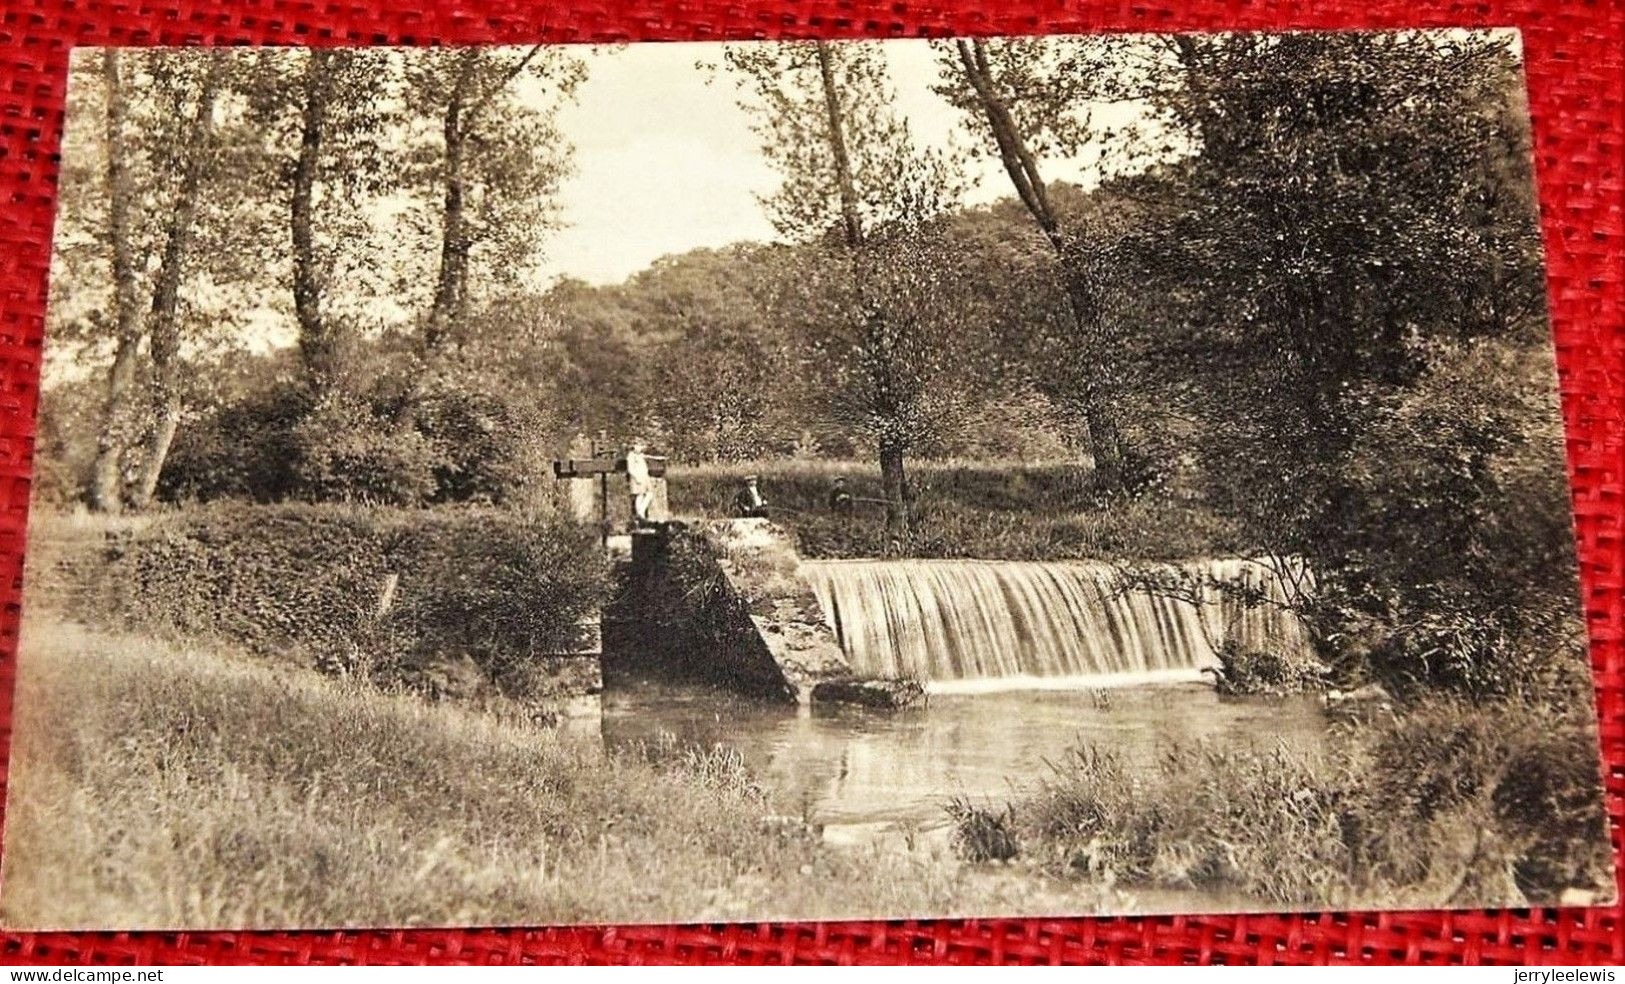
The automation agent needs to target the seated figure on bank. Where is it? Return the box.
[733,475,769,519]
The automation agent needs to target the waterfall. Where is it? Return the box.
[800,558,1311,690]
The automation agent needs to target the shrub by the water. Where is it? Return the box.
[946,797,1020,863]
[1352,699,1613,901]
[1210,641,1330,696]
[1017,743,1354,902]
[62,503,608,698]
[389,511,607,690]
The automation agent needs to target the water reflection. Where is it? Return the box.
[602,679,1327,836]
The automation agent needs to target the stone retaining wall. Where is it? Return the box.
[605,519,851,703]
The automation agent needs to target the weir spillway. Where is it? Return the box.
[800,558,1311,689]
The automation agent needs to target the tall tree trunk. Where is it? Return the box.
[129,56,224,510]
[89,49,143,513]
[1056,259,1126,488]
[955,39,1128,493]
[814,42,864,251]
[815,41,909,541]
[293,49,338,387]
[1085,405,1123,492]
[420,46,542,356]
[423,51,478,354]
[879,440,908,554]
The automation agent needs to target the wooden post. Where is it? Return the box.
[374,573,399,618]
[595,434,609,549]
[563,434,597,523]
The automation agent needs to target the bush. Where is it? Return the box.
[1354,699,1612,901]
[290,394,445,506]
[409,372,550,506]
[1359,591,1589,701]
[1012,743,1352,902]
[163,384,443,507]
[160,366,555,509]
[96,504,394,651]
[1206,339,1589,700]
[389,511,608,687]
[162,384,313,503]
[946,797,1020,862]
[85,503,609,697]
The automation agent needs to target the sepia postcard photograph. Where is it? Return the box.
[0,30,1613,930]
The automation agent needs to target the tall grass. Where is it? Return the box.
[953,701,1614,909]
[0,619,1075,929]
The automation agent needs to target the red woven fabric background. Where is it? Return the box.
[0,0,1620,967]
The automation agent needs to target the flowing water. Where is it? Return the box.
[801,558,1311,687]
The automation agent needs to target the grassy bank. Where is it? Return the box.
[0,619,1102,928]
[950,701,1614,910]
[667,459,1241,561]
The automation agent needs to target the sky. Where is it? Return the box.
[534,40,1152,286]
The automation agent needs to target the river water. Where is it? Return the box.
[602,676,1328,845]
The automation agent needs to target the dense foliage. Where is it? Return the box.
[48,47,582,513]
[1124,33,1574,696]
[157,358,556,508]
[57,504,609,698]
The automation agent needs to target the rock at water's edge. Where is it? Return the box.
[811,677,927,710]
